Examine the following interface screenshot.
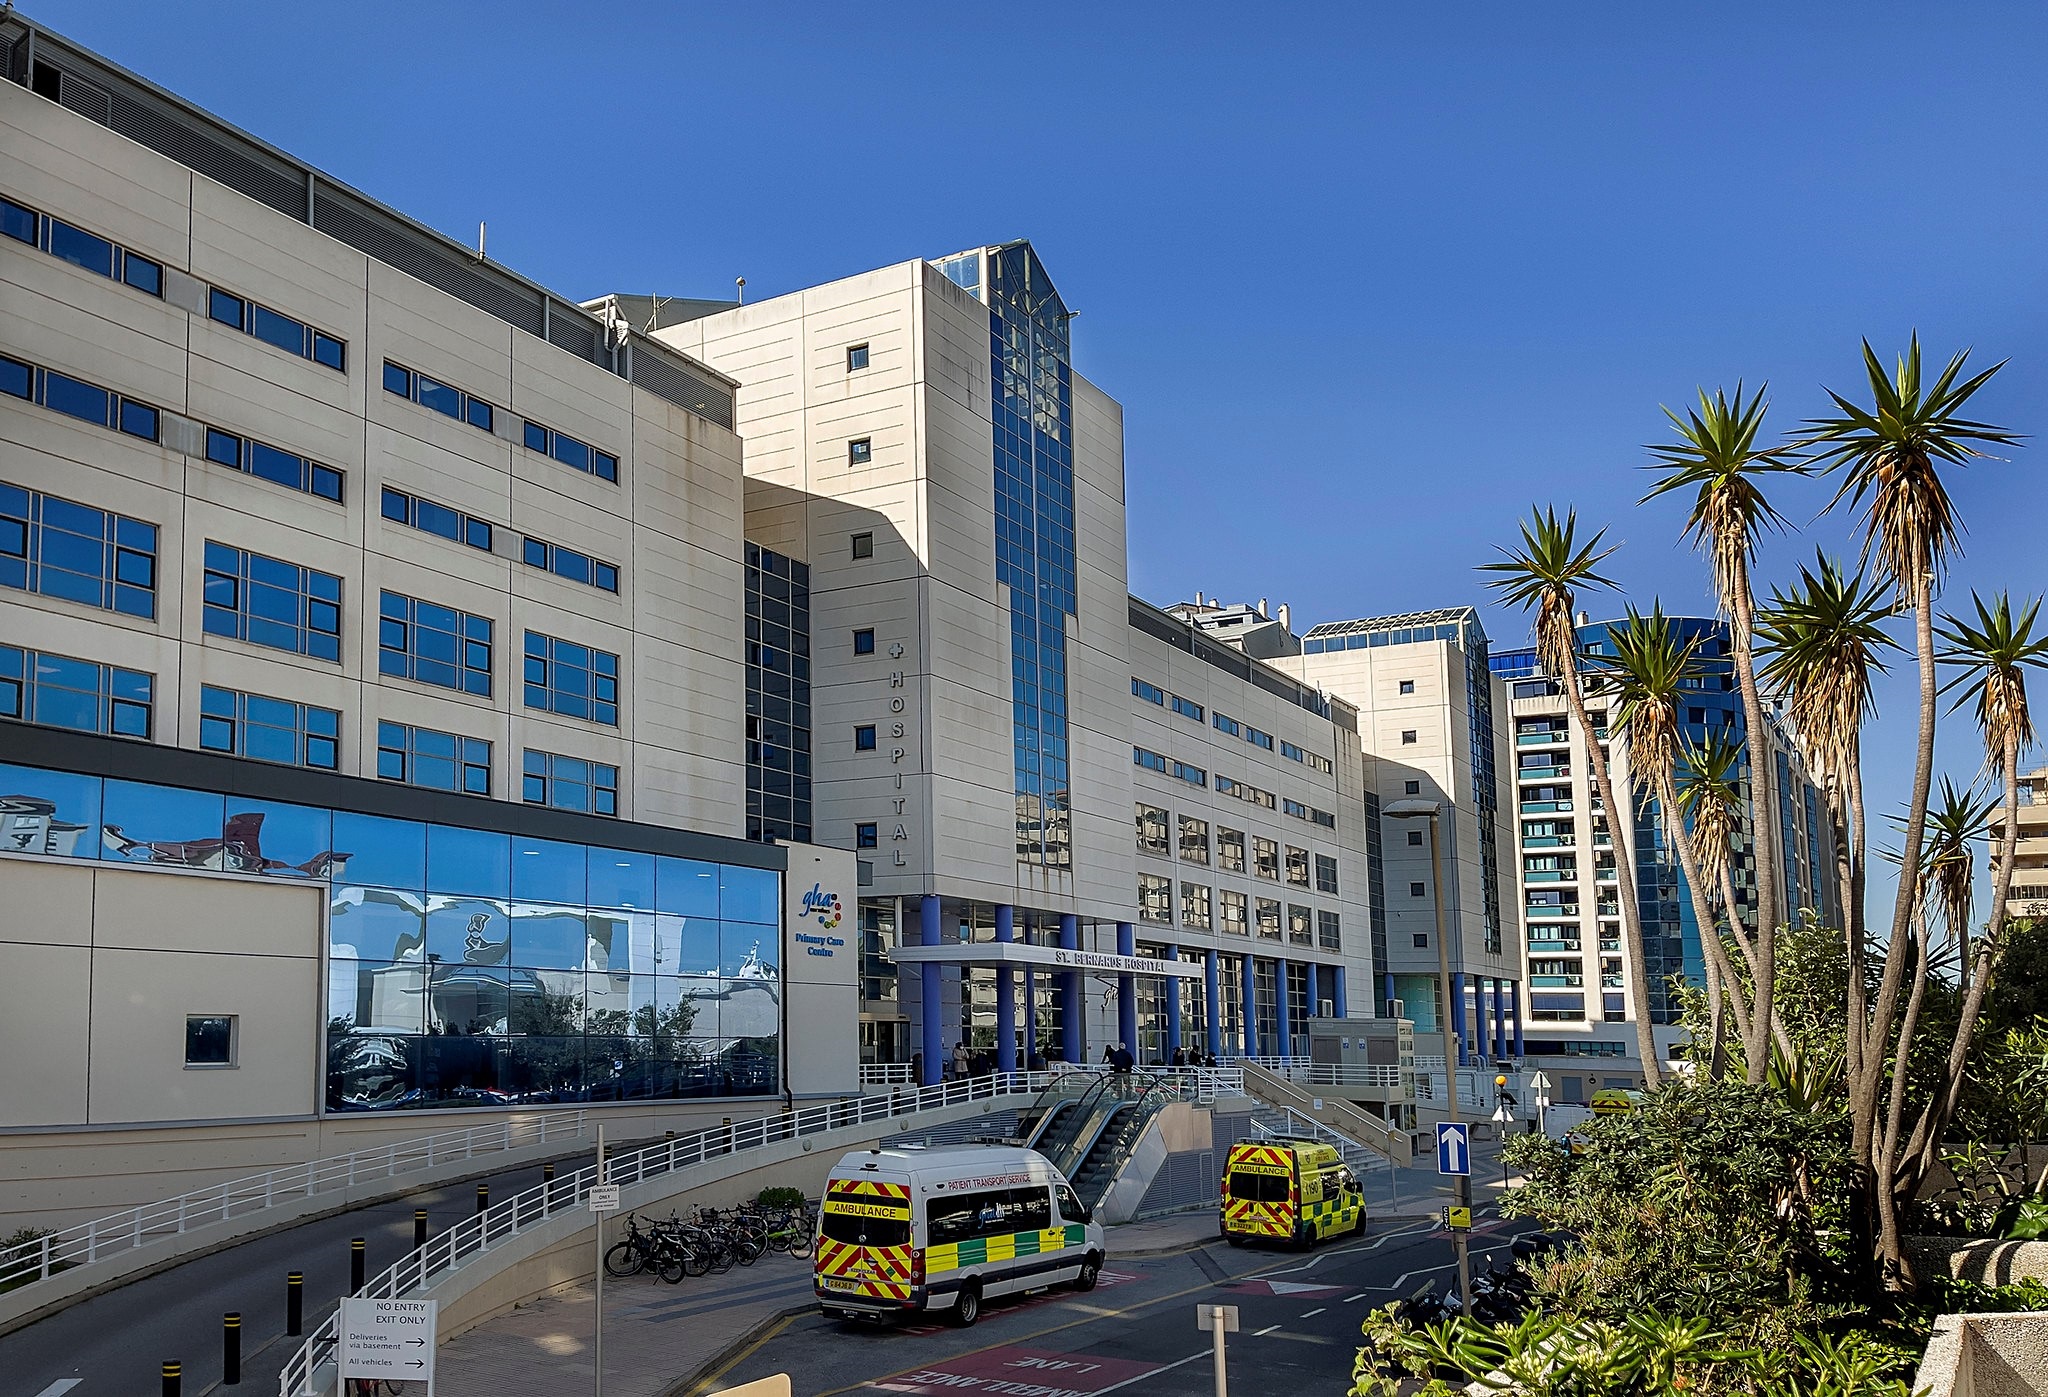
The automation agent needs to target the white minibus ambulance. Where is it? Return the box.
[814,1144,1105,1326]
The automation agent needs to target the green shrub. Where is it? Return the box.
[757,1185,806,1209]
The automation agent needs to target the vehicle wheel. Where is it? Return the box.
[658,1259,687,1284]
[603,1241,643,1277]
[950,1281,982,1327]
[683,1245,711,1278]
[710,1247,736,1275]
[1071,1253,1102,1291]
[789,1234,814,1260]
[1225,1235,1244,1247]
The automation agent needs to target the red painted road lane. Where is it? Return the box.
[871,1346,1162,1396]
[898,1271,1142,1336]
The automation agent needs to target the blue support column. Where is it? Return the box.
[1304,963,1321,1026]
[1241,955,1258,1056]
[1275,958,1293,1059]
[1116,922,1138,1058]
[1165,946,1183,1060]
[920,895,944,1086]
[1204,952,1223,1059]
[1059,914,1082,1065]
[1332,965,1348,1019]
[1510,980,1524,1059]
[994,905,1016,1073]
[1480,978,1496,1064]
[1493,978,1508,1061]
[1383,972,1397,1019]
[1450,971,1467,1066]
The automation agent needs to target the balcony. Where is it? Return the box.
[1521,834,1576,849]
[1599,940,1621,953]
[1596,904,1620,918]
[1528,939,1583,952]
[1519,766,1572,782]
[1602,974,1624,989]
[1525,904,1581,919]
[1595,868,1617,882]
[1521,800,1574,814]
[1516,731,1569,746]
[1522,869,1576,883]
[1531,974,1585,988]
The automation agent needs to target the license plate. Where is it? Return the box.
[822,1276,863,1291]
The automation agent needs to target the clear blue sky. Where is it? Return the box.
[36,1,2045,888]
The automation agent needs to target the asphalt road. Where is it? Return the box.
[698,1212,1538,1397]
[1,1147,603,1397]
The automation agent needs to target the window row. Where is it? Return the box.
[3,192,164,295]
[0,644,153,739]
[204,425,345,503]
[202,542,342,661]
[1,190,351,376]
[1136,803,1341,893]
[1,351,160,442]
[382,486,494,552]
[1138,875,1341,950]
[1131,674,1205,724]
[1133,745,1207,787]
[523,537,620,593]
[522,419,619,483]
[385,360,496,433]
[1280,739,1334,775]
[208,286,346,371]
[0,478,157,619]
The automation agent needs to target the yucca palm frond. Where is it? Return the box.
[1754,554,1901,778]
[1937,591,2047,762]
[1595,603,1706,781]
[1918,777,1995,948]
[1798,335,2019,591]
[1677,729,1745,888]
[1642,383,1807,613]
[1479,506,1619,680]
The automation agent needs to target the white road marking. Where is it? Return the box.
[1263,1218,1433,1276]
[1342,1293,1369,1303]
[33,1383,83,1397]
[1300,1307,1326,1318]
[1382,1259,1458,1294]
[1090,1349,1207,1395]
[1254,1323,1283,1335]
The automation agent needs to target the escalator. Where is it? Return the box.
[1033,1072,1176,1209]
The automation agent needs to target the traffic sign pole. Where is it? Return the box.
[1196,1304,1238,1397]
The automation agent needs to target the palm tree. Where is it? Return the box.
[1591,605,1714,1088]
[1798,336,2018,1190]
[1643,383,1807,1083]
[1676,729,1757,1074]
[1902,593,2048,1185]
[1755,555,1901,1112]
[1877,780,1995,1286]
[1482,508,1661,1084]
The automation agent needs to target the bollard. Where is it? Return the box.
[475,1183,489,1215]
[350,1237,366,1291]
[222,1313,241,1386]
[414,1209,428,1249]
[285,1272,303,1336]
[161,1361,181,1397]
[543,1160,555,1182]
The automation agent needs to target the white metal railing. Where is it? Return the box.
[858,1063,917,1087]
[1253,1105,1392,1175]
[278,1072,1059,1397]
[0,1111,588,1295]
[1232,1058,1406,1090]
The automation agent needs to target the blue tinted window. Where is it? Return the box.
[0,761,102,859]
[196,685,341,770]
[101,780,225,862]
[656,857,722,917]
[0,356,29,400]
[523,421,548,452]
[331,813,426,890]
[311,333,345,371]
[121,253,163,297]
[117,399,158,441]
[465,398,493,432]
[418,376,461,419]
[551,434,591,472]
[378,721,491,796]
[388,361,495,434]
[383,362,411,396]
[250,303,305,355]
[204,543,343,660]
[720,866,779,925]
[523,631,619,725]
[427,824,511,897]
[510,903,591,970]
[382,488,492,552]
[208,288,245,327]
[588,847,654,909]
[525,749,620,816]
[49,220,114,277]
[0,198,35,245]
[42,371,111,426]
[0,646,153,738]
[512,836,586,905]
[379,592,493,696]
[206,428,241,467]
[0,481,159,618]
[523,419,616,483]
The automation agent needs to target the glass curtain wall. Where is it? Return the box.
[0,760,782,1110]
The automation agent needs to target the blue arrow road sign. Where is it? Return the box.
[1436,1122,1471,1176]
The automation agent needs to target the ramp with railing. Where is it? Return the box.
[0,1112,590,1334]
[1237,1061,1414,1165]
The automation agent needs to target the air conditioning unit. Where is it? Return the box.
[1388,998,1405,1019]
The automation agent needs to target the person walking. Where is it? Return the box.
[951,1040,969,1080]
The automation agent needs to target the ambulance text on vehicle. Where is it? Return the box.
[1220,1138,1366,1247]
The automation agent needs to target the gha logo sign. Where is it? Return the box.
[800,883,844,930]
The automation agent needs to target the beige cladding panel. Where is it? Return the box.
[0,941,91,1126]
[87,944,318,1124]
[92,863,324,958]
[0,857,97,947]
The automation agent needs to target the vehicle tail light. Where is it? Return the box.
[910,1249,925,1287]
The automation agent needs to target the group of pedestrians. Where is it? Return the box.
[927,1040,1223,1079]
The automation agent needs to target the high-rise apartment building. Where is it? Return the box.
[1994,765,2048,921]
[1489,616,1834,1083]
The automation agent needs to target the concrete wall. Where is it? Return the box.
[1916,1311,2048,1397]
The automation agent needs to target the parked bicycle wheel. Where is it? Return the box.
[603,1239,645,1278]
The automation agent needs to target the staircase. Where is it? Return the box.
[1247,1103,1389,1180]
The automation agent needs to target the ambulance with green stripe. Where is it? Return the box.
[1221,1138,1366,1247]
[815,1144,1104,1326]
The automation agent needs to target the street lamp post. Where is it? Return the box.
[1384,798,1471,1310]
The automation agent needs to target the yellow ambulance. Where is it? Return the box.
[1220,1139,1365,1247]
[814,1144,1104,1326]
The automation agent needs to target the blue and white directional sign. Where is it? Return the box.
[1436,1121,1471,1176]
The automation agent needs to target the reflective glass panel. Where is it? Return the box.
[587,847,655,910]
[0,762,101,859]
[511,836,585,905]
[426,962,510,1034]
[331,813,425,891]
[656,856,721,917]
[100,781,227,868]
[426,824,510,898]
[328,886,428,962]
[425,894,510,966]
[510,900,597,971]
[721,865,779,925]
